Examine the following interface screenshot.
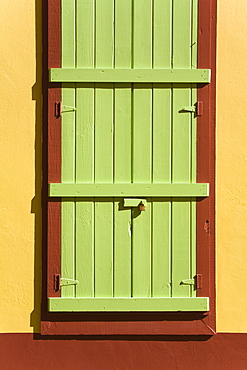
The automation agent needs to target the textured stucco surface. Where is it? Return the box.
[216,0,247,332]
[0,0,246,333]
[0,0,41,332]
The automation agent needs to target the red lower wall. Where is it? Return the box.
[0,333,247,370]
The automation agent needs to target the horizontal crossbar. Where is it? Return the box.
[48,183,209,197]
[49,68,211,83]
[48,297,209,312]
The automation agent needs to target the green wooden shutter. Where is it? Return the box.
[48,0,210,312]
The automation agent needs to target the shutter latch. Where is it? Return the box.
[180,101,203,116]
[54,274,79,291]
[180,274,202,289]
[123,198,147,211]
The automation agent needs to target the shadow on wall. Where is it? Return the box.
[30,0,43,333]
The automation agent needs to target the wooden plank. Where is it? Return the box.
[75,200,94,297]
[113,0,132,298]
[49,183,209,197]
[153,0,172,69]
[172,200,191,297]
[61,200,75,298]
[151,0,172,298]
[48,297,209,312]
[61,0,76,298]
[173,0,192,69]
[74,1,95,298]
[114,0,132,68]
[94,0,114,298]
[76,0,94,68]
[152,200,171,297]
[94,86,113,182]
[171,0,193,298]
[191,0,198,298]
[50,68,211,83]
[94,200,113,297]
[114,199,131,297]
[132,0,152,298]
[95,0,114,68]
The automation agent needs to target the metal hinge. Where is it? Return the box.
[55,101,76,118]
[54,274,79,291]
[180,101,203,116]
[180,274,202,290]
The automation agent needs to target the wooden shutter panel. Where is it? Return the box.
[48,0,210,312]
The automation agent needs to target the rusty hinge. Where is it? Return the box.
[180,274,202,290]
[180,101,203,116]
[54,274,79,291]
[54,102,76,118]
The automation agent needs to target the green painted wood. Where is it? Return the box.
[74,1,95,299]
[152,0,172,298]
[94,200,113,297]
[54,0,207,311]
[131,0,152,298]
[50,68,211,83]
[61,0,76,298]
[93,0,114,298]
[152,200,171,297]
[191,0,198,298]
[76,0,94,68]
[61,200,75,298]
[48,297,209,312]
[95,0,114,68]
[171,0,195,298]
[75,200,94,297]
[114,199,131,298]
[114,0,132,69]
[113,0,132,298]
[49,183,209,197]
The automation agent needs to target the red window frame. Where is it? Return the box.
[41,0,216,336]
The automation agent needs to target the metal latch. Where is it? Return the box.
[55,101,76,118]
[123,198,147,211]
[54,274,79,291]
[180,101,203,116]
[180,274,202,289]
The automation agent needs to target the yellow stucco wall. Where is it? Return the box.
[216,0,247,332]
[0,0,246,333]
[0,0,41,332]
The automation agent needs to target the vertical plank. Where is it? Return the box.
[95,0,114,68]
[173,0,192,69]
[61,199,75,297]
[114,200,131,297]
[191,0,198,297]
[76,0,94,68]
[61,0,76,298]
[153,0,172,69]
[132,0,152,298]
[152,200,171,297]
[94,201,113,297]
[172,0,192,298]
[114,0,132,69]
[75,1,95,297]
[75,199,94,297]
[94,86,113,183]
[94,0,114,298]
[152,0,172,297]
[113,0,132,298]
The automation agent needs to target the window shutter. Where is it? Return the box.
[48,0,210,312]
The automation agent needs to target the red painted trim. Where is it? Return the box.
[196,0,217,333]
[1,333,247,369]
[46,0,61,300]
[42,0,217,335]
